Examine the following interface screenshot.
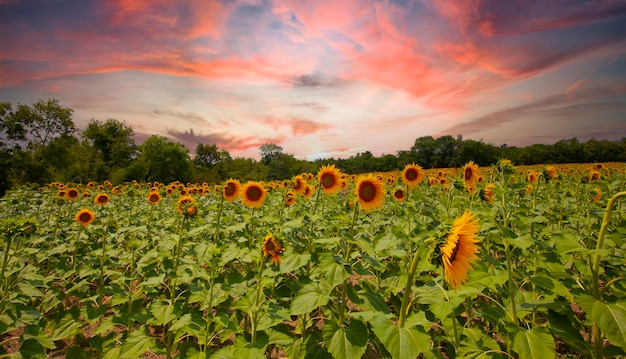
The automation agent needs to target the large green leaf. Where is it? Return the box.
[120,328,154,358]
[512,327,555,359]
[289,280,331,316]
[323,320,369,359]
[370,313,429,359]
[547,309,588,354]
[591,301,626,350]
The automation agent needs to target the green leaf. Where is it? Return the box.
[548,309,588,354]
[149,301,177,326]
[120,328,154,358]
[279,253,311,274]
[370,313,429,359]
[50,313,81,341]
[458,327,501,358]
[19,338,47,358]
[512,327,555,359]
[289,280,331,316]
[322,320,368,359]
[591,301,626,350]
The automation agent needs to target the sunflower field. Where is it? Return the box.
[1,161,625,359]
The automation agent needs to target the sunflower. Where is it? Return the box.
[292,175,306,195]
[94,193,110,205]
[303,184,314,199]
[223,179,241,202]
[480,183,496,203]
[592,187,602,202]
[185,205,198,217]
[544,166,558,180]
[440,211,480,289]
[402,164,424,187]
[285,190,296,206]
[462,161,479,185]
[355,175,385,212]
[262,232,283,265]
[57,189,66,198]
[589,170,601,182]
[66,188,79,201]
[241,181,267,208]
[393,188,406,202]
[318,164,342,195]
[147,191,162,205]
[428,177,438,186]
[75,208,95,226]
[527,170,539,184]
[177,195,195,214]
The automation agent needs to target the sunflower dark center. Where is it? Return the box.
[359,182,377,202]
[149,194,159,202]
[394,189,404,199]
[450,241,460,262]
[464,168,473,181]
[321,174,336,188]
[247,186,262,201]
[294,179,303,190]
[97,196,107,203]
[405,169,418,181]
[79,212,91,222]
[224,183,236,196]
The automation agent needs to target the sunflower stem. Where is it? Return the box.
[591,191,626,359]
[398,243,422,328]
[252,252,267,342]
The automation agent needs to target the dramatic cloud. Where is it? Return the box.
[1,0,625,159]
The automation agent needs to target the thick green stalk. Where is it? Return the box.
[0,234,15,295]
[398,244,421,328]
[591,191,626,359]
[338,202,360,327]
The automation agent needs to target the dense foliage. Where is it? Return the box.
[1,162,625,358]
[1,99,625,197]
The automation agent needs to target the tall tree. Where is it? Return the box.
[137,135,193,183]
[1,99,76,150]
[83,119,137,167]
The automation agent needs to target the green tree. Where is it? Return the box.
[2,99,76,150]
[193,143,233,182]
[82,118,137,180]
[136,135,193,183]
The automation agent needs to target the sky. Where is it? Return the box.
[1,0,626,160]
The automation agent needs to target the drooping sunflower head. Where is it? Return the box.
[527,170,539,184]
[402,164,424,187]
[439,210,480,289]
[147,191,162,205]
[223,179,241,202]
[176,195,195,214]
[497,159,515,174]
[591,187,602,202]
[462,161,479,184]
[354,175,386,212]
[480,183,496,203]
[75,208,95,227]
[94,193,110,205]
[285,190,296,206]
[303,184,314,199]
[241,181,267,208]
[317,164,342,195]
[262,232,283,265]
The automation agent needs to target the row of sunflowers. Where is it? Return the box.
[1,160,625,358]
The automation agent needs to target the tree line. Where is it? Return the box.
[1,99,625,195]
